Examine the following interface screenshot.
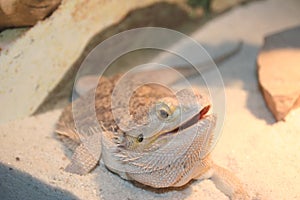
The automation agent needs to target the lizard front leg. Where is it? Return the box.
[195,159,250,200]
[64,130,102,175]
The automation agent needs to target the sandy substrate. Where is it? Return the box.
[0,0,300,199]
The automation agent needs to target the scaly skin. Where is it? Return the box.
[56,74,249,200]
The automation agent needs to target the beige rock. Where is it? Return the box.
[258,49,300,121]
[258,26,300,121]
[0,0,61,28]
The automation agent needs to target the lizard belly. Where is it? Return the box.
[125,156,212,188]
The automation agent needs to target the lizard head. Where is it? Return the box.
[117,86,213,152]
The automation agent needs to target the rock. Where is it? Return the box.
[0,0,61,28]
[257,26,300,121]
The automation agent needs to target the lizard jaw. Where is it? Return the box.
[161,105,211,136]
[199,105,211,120]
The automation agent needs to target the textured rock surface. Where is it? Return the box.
[0,0,61,28]
[257,26,300,121]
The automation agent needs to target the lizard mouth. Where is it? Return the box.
[165,105,211,135]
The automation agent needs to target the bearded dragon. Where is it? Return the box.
[56,74,249,200]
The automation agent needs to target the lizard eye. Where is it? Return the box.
[137,134,144,143]
[156,102,172,120]
[158,109,169,119]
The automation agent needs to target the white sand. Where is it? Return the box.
[0,0,300,199]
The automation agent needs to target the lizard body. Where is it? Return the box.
[56,74,249,200]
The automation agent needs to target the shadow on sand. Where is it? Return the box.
[0,162,79,200]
